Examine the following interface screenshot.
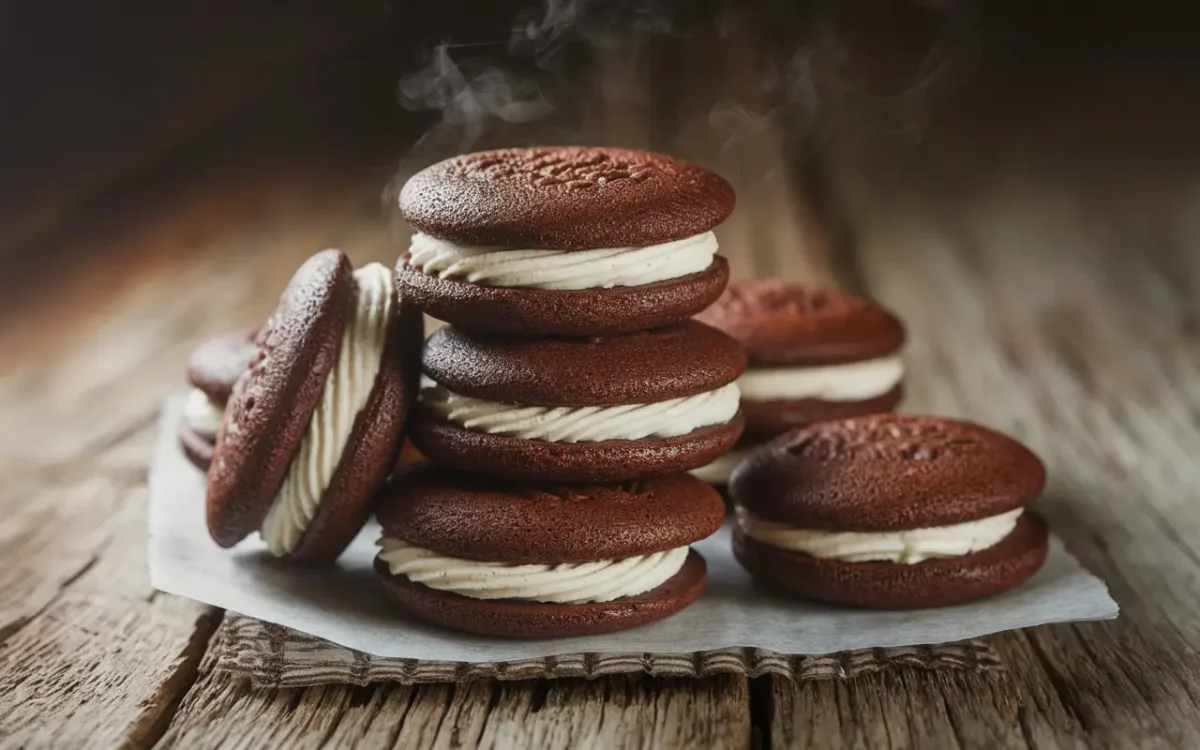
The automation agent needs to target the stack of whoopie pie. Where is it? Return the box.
[180,328,258,471]
[378,146,744,637]
[691,281,906,488]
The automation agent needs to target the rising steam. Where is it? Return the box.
[386,0,980,211]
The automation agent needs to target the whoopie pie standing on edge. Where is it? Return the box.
[180,328,257,471]
[381,146,743,636]
[729,414,1050,609]
[395,146,736,337]
[373,466,725,637]
[206,249,423,564]
[690,281,906,487]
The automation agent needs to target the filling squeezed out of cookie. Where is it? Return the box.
[420,378,740,442]
[376,537,689,604]
[259,263,394,557]
[405,231,718,290]
[184,388,224,441]
[735,505,1023,564]
[737,354,904,403]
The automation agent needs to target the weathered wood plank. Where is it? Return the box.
[0,428,222,749]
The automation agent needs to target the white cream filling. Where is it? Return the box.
[737,354,904,402]
[688,447,754,486]
[420,380,740,443]
[377,537,689,604]
[736,506,1023,564]
[406,231,718,290]
[184,388,224,441]
[259,264,394,557]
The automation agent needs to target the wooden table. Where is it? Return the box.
[3,24,1199,750]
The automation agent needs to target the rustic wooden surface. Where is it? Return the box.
[2,18,1199,749]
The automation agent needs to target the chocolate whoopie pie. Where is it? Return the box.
[374,465,724,637]
[206,249,423,564]
[729,414,1050,609]
[690,281,906,485]
[396,146,736,337]
[410,320,747,483]
[180,328,258,470]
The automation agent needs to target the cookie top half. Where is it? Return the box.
[422,320,746,406]
[399,146,735,250]
[695,281,905,367]
[376,465,725,563]
[729,414,1046,531]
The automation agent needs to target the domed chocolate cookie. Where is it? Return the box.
[374,465,723,637]
[410,321,747,483]
[396,147,736,336]
[180,327,258,470]
[729,414,1049,609]
[206,249,424,564]
[690,281,906,485]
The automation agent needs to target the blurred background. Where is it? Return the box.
[2,0,1199,468]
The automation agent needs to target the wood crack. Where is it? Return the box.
[127,607,224,749]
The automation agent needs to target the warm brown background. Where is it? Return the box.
[2,1,1199,747]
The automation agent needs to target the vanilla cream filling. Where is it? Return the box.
[406,231,718,290]
[377,537,689,604]
[736,506,1023,564]
[738,354,904,402]
[260,264,394,557]
[420,380,740,443]
[688,446,754,486]
[184,388,224,440]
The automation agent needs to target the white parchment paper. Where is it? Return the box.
[148,398,1117,662]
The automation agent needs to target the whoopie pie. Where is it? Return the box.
[206,249,423,563]
[730,414,1049,609]
[374,465,725,637]
[180,327,258,470]
[409,320,747,483]
[396,146,735,337]
[691,281,906,486]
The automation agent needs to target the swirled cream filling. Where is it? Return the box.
[405,231,718,290]
[377,537,689,603]
[184,388,224,441]
[736,506,1023,564]
[259,263,394,557]
[420,379,740,442]
[688,446,754,486]
[738,354,904,402]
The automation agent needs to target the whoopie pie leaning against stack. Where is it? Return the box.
[729,413,1050,609]
[691,280,906,487]
[206,249,423,564]
[379,146,745,636]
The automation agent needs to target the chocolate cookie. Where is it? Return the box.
[374,466,723,637]
[689,281,906,485]
[206,249,423,564]
[396,147,736,336]
[695,281,905,367]
[411,321,747,482]
[729,414,1049,608]
[180,328,258,470]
